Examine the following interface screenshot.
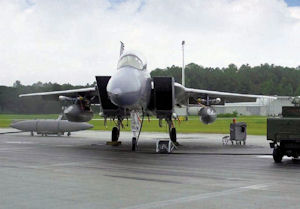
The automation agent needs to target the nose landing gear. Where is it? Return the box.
[130,111,144,151]
[132,137,137,151]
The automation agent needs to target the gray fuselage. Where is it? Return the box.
[106,52,152,111]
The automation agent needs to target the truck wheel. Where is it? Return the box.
[273,147,283,163]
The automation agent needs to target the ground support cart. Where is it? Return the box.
[229,122,247,145]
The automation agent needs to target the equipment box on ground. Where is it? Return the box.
[230,122,247,145]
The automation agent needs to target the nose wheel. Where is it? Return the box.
[130,111,144,151]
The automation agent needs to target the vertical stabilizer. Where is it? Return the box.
[120,41,125,56]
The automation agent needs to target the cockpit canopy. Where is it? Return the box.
[117,51,147,71]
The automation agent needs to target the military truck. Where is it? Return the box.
[267,106,300,163]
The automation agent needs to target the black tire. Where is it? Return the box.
[132,137,137,151]
[112,127,119,142]
[273,147,283,163]
[170,128,177,143]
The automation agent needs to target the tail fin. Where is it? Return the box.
[120,41,124,56]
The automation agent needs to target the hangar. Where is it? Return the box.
[178,96,293,116]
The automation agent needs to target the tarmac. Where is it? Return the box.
[0,128,300,209]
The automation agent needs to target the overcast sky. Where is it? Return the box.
[0,0,299,86]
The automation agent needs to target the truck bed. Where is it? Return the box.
[267,117,300,142]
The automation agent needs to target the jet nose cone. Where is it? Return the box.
[107,67,141,107]
[110,88,122,96]
[109,90,140,107]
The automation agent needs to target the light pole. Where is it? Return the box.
[182,40,185,86]
[182,41,188,120]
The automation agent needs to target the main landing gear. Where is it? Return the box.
[169,127,177,143]
[155,118,178,153]
[107,119,122,146]
[112,126,120,142]
[167,119,179,146]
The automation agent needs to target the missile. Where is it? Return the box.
[10,119,93,136]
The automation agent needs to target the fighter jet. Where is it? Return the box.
[20,43,276,151]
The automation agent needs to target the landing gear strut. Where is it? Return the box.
[130,111,144,151]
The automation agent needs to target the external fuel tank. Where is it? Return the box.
[11,120,93,136]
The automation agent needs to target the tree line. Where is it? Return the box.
[151,63,300,96]
[1,63,300,114]
[0,81,95,114]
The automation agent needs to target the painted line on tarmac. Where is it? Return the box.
[0,131,24,134]
[105,174,182,184]
[256,155,293,160]
[25,162,86,169]
[55,144,77,147]
[5,141,35,144]
[121,184,271,209]
[0,147,32,152]
[170,152,272,156]
[256,155,273,159]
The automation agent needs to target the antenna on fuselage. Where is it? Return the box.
[120,41,125,56]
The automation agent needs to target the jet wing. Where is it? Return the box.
[174,83,276,105]
[19,87,98,102]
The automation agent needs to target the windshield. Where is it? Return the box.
[117,55,144,70]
